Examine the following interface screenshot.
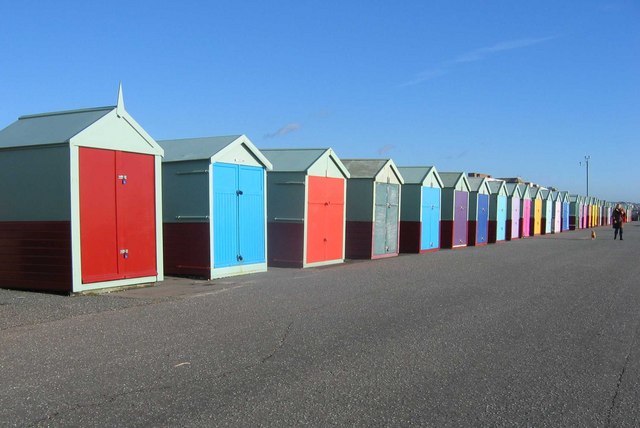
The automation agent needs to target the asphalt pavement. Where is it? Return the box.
[1,224,639,427]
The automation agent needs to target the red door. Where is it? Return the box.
[306,176,344,264]
[79,148,157,283]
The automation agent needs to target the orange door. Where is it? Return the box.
[306,176,344,264]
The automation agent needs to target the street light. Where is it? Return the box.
[579,155,590,196]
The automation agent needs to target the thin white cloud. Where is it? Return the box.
[377,144,396,155]
[264,122,301,139]
[399,69,447,88]
[400,35,558,87]
[452,36,557,64]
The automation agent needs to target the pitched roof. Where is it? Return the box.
[341,158,404,184]
[505,183,523,197]
[517,183,531,198]
[260,148,327,172]
[397,166,442,187]
[261,148,350,178]
[159,135,241,161]
[0,107,113,149]
[487,180,506,194]
[440,172,465,187]
[341,159,388,178]
[467,177,489,192]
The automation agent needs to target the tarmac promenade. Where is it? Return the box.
[1,224,639,426]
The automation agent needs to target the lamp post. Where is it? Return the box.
[580,155,590,196]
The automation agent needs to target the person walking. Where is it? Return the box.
[612,203,626,240]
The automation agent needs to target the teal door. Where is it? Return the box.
[213,163,265,268]
[496,195,507,241]
[420,187,440,251]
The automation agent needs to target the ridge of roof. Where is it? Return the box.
[18,106,115,120]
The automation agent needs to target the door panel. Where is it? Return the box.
[386,184,399,254]
[421,187,440,250]
[307,176,344,263]
[80,148,156,283]
[213,164,239,268]
[497,195,506,241]
[115,151,157,279]
[238,166,265,264]
[324,178,345,261]
[533,199,542,234]
[453,191,468,246]
[373,197,388,255]
[477,194,489,244]
[522,200,531,236]
[373,183,400,256]
[512,197,520,239]
[79,148,119,283]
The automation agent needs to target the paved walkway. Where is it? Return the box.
[1,224,639,426]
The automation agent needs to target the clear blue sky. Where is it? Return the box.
[1,1,638,201]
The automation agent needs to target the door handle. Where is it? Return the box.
[236,190,243,196]
[117,175,128,184]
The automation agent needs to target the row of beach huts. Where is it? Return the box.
[0,90,632,294]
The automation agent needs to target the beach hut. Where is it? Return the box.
[540,189,554,234]
[550,191,562,234]
[517,184,532,238]
[605,202,612,226]
[467,177,491,246]
[560,191,570,231]
[440,173,471,249]
[0,87,164,293]
[585,197,592,228]
[505,183,522,241]
[582,196,589,229]
[342,159,404,259]
[398,166,443,253]
[262,148,349,268]
[626,203,633,223]
[599,201,606,226]
[159,135,272,279]
[529,187,543,236]
[487,180,507,243]
[569,195,581,230]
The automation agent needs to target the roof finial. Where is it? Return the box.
[116,82,125,117]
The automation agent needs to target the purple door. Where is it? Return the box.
[511,196,520,239]
[453,190,468,247]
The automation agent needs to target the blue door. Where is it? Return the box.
[420,187,440,251]
[477,194,489,244]
[213,163,265,268]
[562,202,570,231]
[545,203,553,233]
[496,195,507,241]
[238,166,265,264]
